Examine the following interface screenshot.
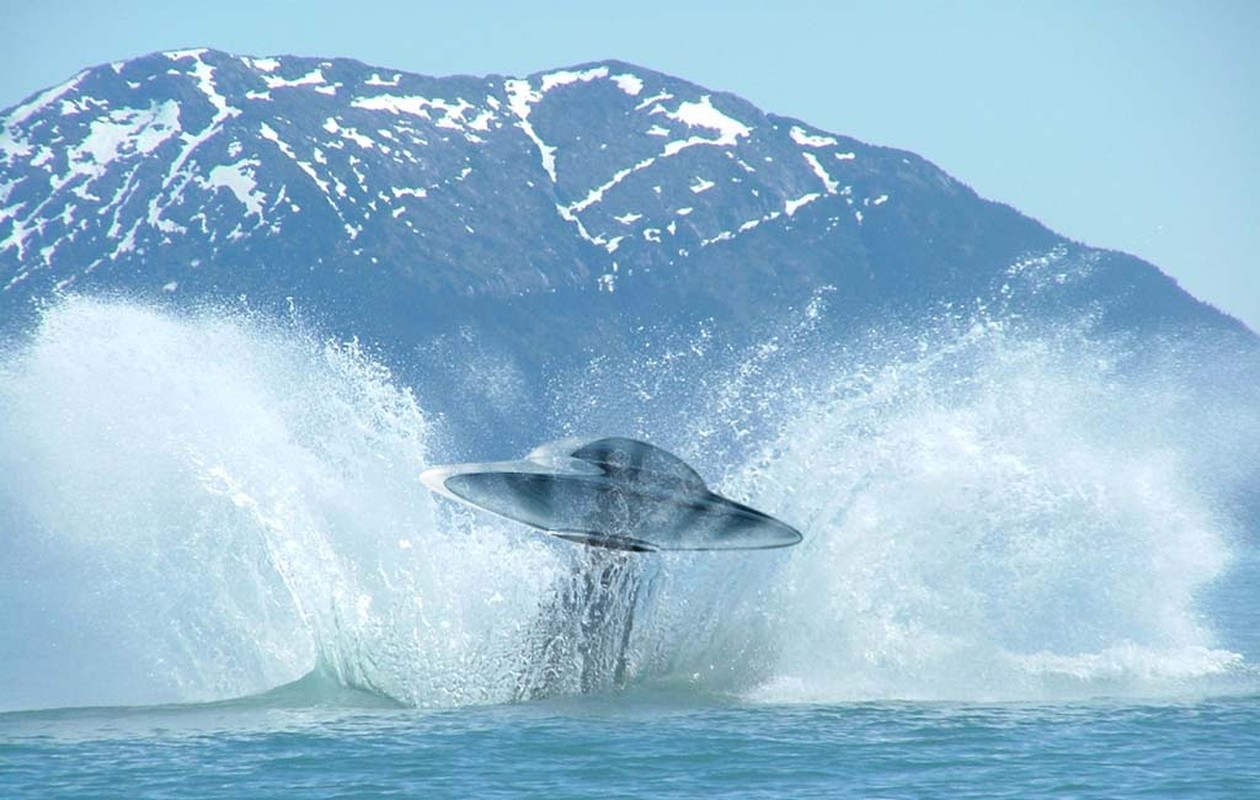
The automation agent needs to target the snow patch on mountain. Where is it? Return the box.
[690,176,716,194]
[247,56,281,73]
[567,156,656,214]
[351,95,495,136]
[635,90,673,111]
[802,152,839,195]
[264,68,326,90]
[656,95,750,146]
[785,192,820,216]
[204,159,266,218]
[323,118,376,149]
[66,100,182,185]
[610,73,644,96]
[503,78,557,182]
[789,125,837,147]
[540,66,610,93]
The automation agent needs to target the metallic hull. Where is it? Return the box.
[421,437,801,552]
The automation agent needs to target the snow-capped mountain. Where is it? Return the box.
[0,48,1247,352]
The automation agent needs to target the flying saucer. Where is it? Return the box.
[420,436,802,552]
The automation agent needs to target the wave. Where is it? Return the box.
[0,295,1254,712]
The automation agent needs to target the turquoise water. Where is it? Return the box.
[2,298,1257,796]
[4,693,1260,797]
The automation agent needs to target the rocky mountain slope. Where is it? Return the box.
[2,49,1242,338]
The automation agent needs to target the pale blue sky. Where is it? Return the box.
[4,1,1256,330]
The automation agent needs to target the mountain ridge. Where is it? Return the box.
[0,47,1249,347]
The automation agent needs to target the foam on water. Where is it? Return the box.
[0,296,1254,712]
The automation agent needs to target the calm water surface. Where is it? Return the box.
[4,692,1258,798]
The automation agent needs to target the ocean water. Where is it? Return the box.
[1,297,1257,797]
[4,694,1260,798]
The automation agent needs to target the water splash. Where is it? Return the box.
[0,298,565,711]
[726,317,1251,701]
[0,296,1253,711]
